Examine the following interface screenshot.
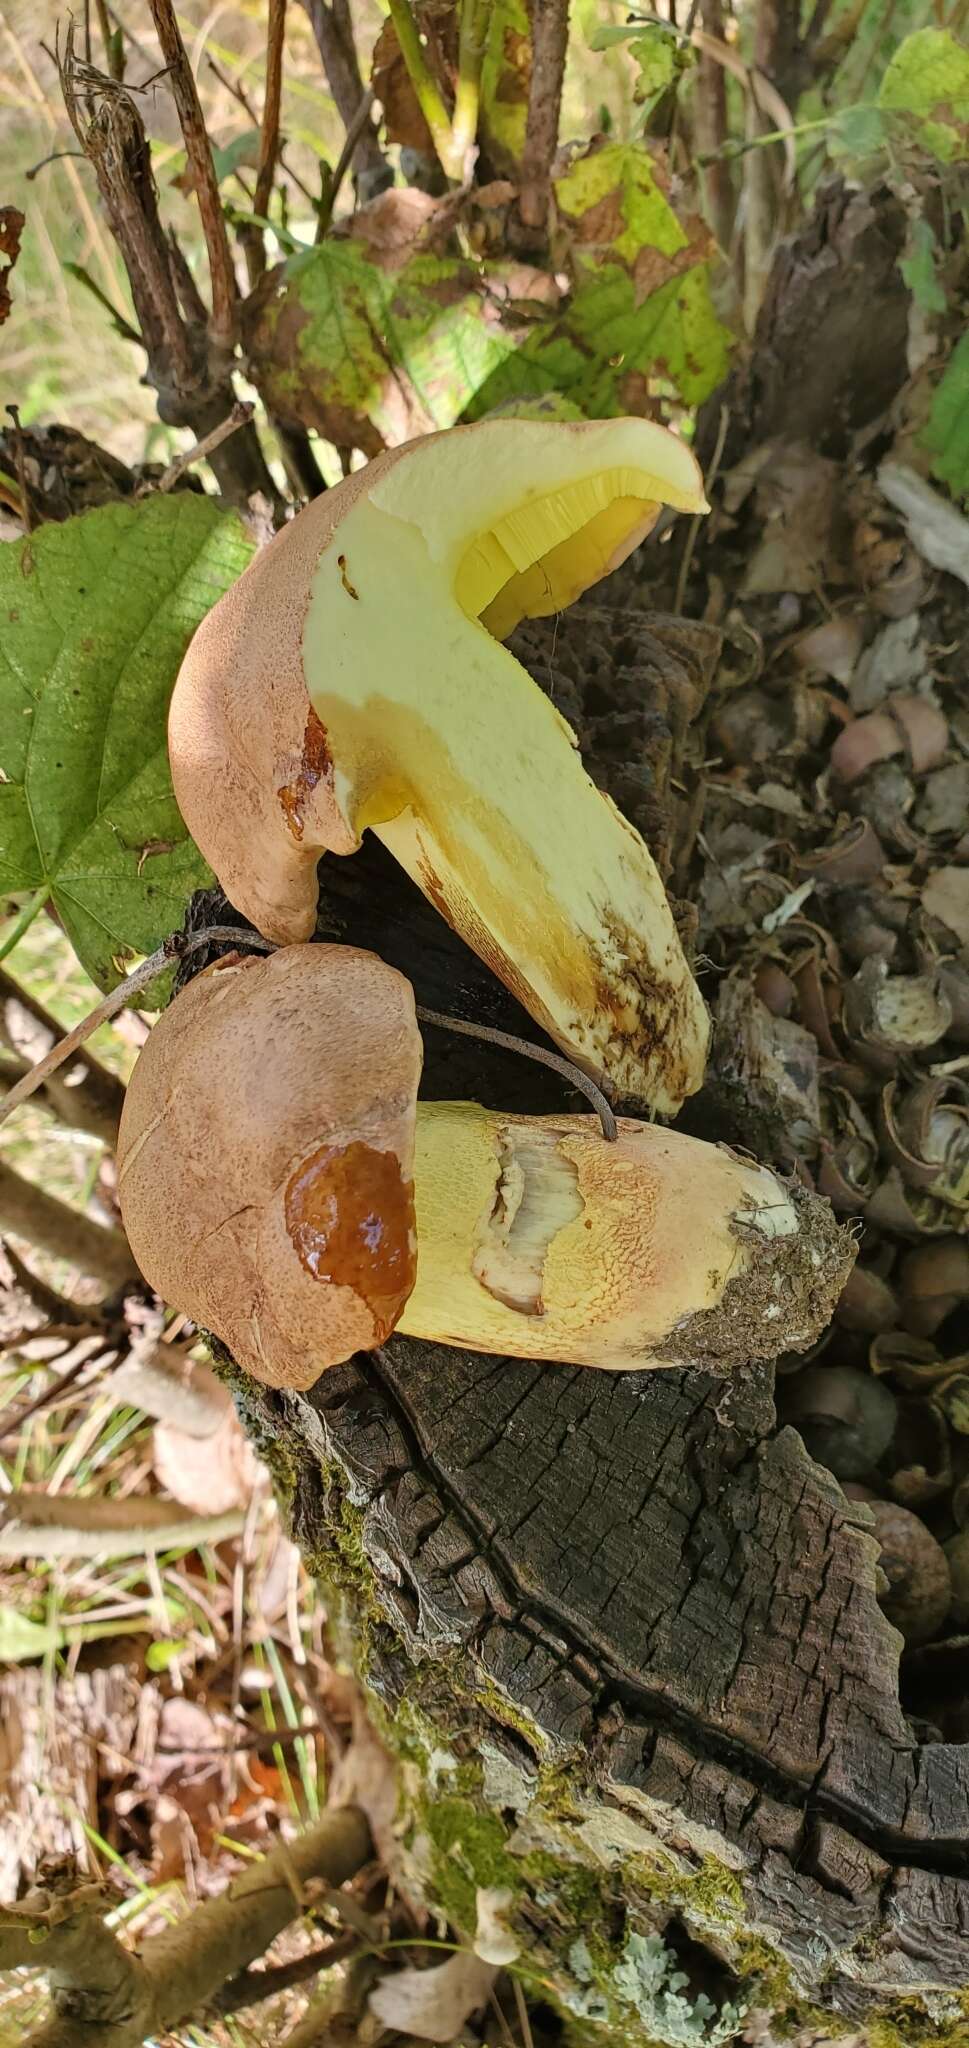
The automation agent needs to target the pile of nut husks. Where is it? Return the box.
[677,433,969,1724]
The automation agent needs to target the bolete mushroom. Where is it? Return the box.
[117,945,853,1391]
[168,418,710,1114]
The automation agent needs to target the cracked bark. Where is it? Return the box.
[191,596,969,2034]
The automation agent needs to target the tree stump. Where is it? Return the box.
[200,602,969,2048]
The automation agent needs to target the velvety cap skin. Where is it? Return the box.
[116,945,422,1390]
[168,417,711,1115]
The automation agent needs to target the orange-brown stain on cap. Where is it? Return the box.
[285,1139,416,1339]
[278,708,333,841]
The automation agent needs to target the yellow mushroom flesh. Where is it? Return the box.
[169,418,711,1115]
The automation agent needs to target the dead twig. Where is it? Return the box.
[214,1934,357,2015]
[241,0,287,287]
[135,401,255,495]
[5,404,32,533]
[7,1808,372,2048]
[674,401,729,612]
[0,927,272,1130]
[316,87,375,236]
[415,1006,618,1139]
[518,0,569,235]
[144,0,238,352]
[0,1490,245,1558]
[298,0,389,193]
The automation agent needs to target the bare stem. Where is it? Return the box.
[243,0,287,287]
[0,1492,245,1559]
[135,400,255,495]
[145,0,238,351]
[451,0,491,174]
[0,963,126,1145]
[0,1161,137,1289]
[518,0,569,234]
[0,927,272,1131]
[385,0,460,179]
[10,1808,372,2048]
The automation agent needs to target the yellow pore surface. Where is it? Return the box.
[302,419,710,1111]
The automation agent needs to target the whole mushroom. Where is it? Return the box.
[168,417,711,1115]
[117,945,853,1390]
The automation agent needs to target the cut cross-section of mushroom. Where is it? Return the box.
[117,946,853,1390]
[169,418,711,1114]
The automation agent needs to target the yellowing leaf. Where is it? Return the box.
[0,495,253,990]
[247,239,517,452]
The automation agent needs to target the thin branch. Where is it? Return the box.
[315,87,374,235]
[9,1808,371,2048]
[144,0,238,351]
[0,1161,137,1290]
[214,1934,357,2015]
[298,0,389,191]
[136,400,255,495]
[0,1491,245,1559]
[0,965,126,1146]
[243,0,287,287]
[674,401,729,611]
[518,0,569,234]
[415,1006,618,1139]
[205,56,316,204]
[0,927,272,1130]
[694,0,734,252]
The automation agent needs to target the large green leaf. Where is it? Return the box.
[878,28,969,161]
[923,332,969,502]
[0,493,253,989]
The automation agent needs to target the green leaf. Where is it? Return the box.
[900,215,947,314]
[922,332,969,502]
[0,495,253,991]
[829,0,928,102]
[878,28,969,161]
[589,22,693,113]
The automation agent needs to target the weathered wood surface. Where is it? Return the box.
[202,601,969,2039]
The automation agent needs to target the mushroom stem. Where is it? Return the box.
[399,1104,852,1372]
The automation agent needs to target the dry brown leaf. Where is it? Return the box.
[0,206,24,327]
[369,1950,498,2041]
[153,1398,262,1514]
[923,867,969,949]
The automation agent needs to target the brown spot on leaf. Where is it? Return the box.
[285,1139,416,1340]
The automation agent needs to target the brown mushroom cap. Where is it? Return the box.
[116,945,422,1390]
